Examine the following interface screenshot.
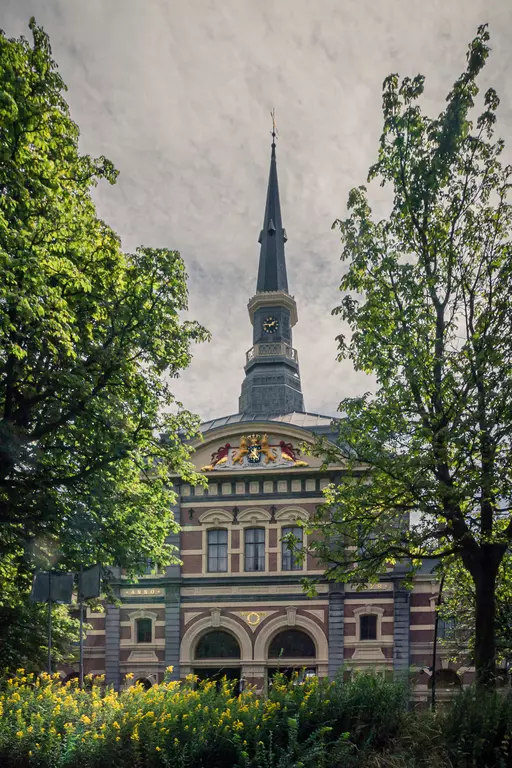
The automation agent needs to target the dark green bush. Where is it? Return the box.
[438,687,512,767]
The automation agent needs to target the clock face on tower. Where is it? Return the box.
[263,316,279,334]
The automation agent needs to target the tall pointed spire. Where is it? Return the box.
[238,121,305,417]
[256,120,289,293]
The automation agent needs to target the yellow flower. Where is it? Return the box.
[16,731,23,738]
[155,746,161,752]
[16,668,25,674]
[80,715,91,725]
[116,736,121,742]
[165,665,174,673]
[28,752,33,757]
[112,721,120,730]
[35,743,40,749]
[125,673,134,680]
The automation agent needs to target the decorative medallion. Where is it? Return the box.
[233,610,276,631]
[201,435,308,471]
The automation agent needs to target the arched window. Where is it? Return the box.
[428,669,461,690]
[195,630,241,659]
[360,614,377,641]
[268,629,316,658]
[136,617,152,643]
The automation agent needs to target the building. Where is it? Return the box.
[79,136,470,702]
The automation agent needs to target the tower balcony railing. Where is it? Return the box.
[246,341,298,364]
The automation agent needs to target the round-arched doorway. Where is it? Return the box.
[193,629,242,684]
[267,628,317,685]
[428,669,461,691]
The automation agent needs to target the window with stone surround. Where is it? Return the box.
[195,630,241,659]
[359,614,377,641]
[268,629,315,658]
[245,527,265,571]
[437,617,456,640]
[281,526,303,571]
[207,529,228,572]
[136,617,152,643]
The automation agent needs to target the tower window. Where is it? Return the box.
[207,529,228,573]
[136,618,152,643]
[245,528,265,571]
[281,526,303,571]
[359,614,377,641]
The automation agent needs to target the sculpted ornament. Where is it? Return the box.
[201,434,308,471]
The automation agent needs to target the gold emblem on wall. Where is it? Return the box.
[232,610,277,630]
[201,435,308,471]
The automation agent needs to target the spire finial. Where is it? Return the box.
[270,108,277,147]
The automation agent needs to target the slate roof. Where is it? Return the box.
[199,410,339,439]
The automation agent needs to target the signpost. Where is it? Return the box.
[31,571,74,674]
[31,565,100,685]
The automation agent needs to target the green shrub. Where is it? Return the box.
[0,669,405,768]
[1,669,511,768]
[438,687,512,767]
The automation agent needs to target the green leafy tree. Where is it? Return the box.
[308,26,512,687]
[0,19,209,662]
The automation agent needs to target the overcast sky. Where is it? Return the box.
[4,1,512,421]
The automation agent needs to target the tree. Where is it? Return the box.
[437,555,512,672]
[307,26,512,687]
[0,19,209,660]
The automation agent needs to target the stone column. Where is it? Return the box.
[105,600,121,691]
[165,503,181,681]
[328,583,344,680]
[393,582,411,678]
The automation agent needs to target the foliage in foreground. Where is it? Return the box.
[1,670,512,768]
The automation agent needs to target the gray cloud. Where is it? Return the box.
[3,0,512,420]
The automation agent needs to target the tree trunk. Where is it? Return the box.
[464,543,506,688]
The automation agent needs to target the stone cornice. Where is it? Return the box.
[247,291,298,326]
